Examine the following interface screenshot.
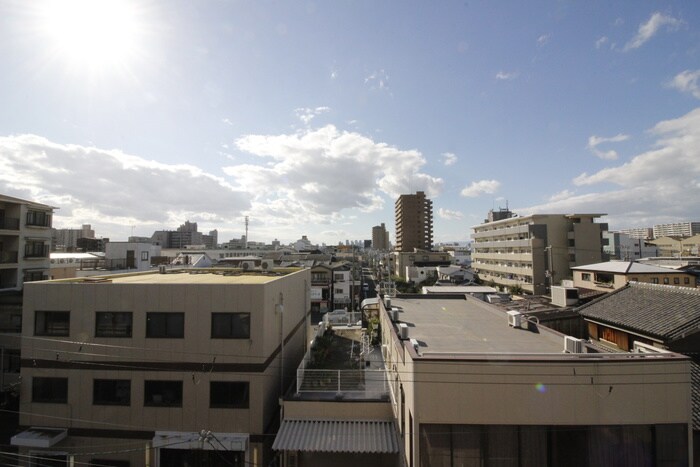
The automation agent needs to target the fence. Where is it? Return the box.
[296,368,389,397]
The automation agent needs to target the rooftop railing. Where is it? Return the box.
[296,368,389,397]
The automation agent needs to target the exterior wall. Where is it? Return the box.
[283,400,394,420]
[394,192,433,253]
[392,251,450,281]
[573,270,697,291]
[105,242,161,271]
[18,269,310,466]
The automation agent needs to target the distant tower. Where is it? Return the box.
[244,216,249,249]
[395,191,433,252]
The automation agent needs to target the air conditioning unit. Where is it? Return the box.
[240,261,255,270]
[399,323,409,340]
[261,260,274,270]
[564,336,584,353]
[409,338,420,353]
[391,307,399,322]
[507,310,522,328]
[385,296,392,309]
[158,265,167,274]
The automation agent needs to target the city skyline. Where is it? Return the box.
[2,1,700,244]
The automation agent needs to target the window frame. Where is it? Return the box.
[146,312,184,338]
[95,312,133,338]
[209,381,250,408]
[144,380,183,407]
[35,310,70,336]
[211,312,250,339]
[32,377,68,403]
[93,379,131,406]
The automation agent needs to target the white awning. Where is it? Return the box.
[273,420,399,453]
[11,427,67,448]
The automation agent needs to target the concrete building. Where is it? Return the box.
[471,212,608,294]
[603,231,657,260]
[394,191,433,253]
[51,224,95,251]
[572,260,697,292]
[104,241,162,271]
[0,194,55,396]
[618,227,654,240]
[377,294,692,466]
[390,250,451,282]
[372,223,390,251]
[653,221,700,239]
[13,267,310,466]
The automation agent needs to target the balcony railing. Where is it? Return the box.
[24,245,49,258]
[296,368,389,398]
[0,217,20,230]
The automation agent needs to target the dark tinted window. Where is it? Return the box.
[146,312,184,338]
[211,313,250,339]
[32,377,68,403]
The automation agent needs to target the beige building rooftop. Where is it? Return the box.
[44,268,299,285]
[392,295,566,355]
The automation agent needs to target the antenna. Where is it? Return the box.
[244,216,249,249]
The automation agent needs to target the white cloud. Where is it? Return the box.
[437,208,463,220]
[623,12,682,52]
[537,34,551,46]
[587,133,629,160]
[523,107,700,227]
[442,152,457,166]
[495,71,518,81]
[668,70,700,99]
[295,106,331,125]
[226,125,443,224]
[548,190,575,202]
[460,179,501,198]
[222,118,234,126]
[0,134,250,237]
[595,36,609,49]
[365,70,390,91]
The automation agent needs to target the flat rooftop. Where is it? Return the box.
[391,295,565,355]
[44,268,300,285]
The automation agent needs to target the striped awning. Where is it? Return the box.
[272,419,399,453]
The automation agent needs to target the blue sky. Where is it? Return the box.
[1,1,700,245]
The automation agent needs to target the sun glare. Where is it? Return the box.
[40,0,141,71]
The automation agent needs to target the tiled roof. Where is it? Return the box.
[571,261,686,274]
[577,282,700,341]
[272,419,399,453]
[692,359,700,431]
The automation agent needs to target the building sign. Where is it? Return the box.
[310,288,322,300]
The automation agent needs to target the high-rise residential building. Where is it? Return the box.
[617,227,654,240]
[13,267,310,466]
[372,223,390,250]
[51,224,95,251]
[471,212,608,294]
[394,191,433,252]
[652,221,700,239]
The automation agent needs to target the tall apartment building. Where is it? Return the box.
[394,191,433,253]
[617,227,654,240]
[13,267,310,466]
[471,211,608,294]
[51,224,95,251]
[371,223,390,251]
[653,221,700,239]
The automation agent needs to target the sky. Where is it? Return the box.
[1,1,700,245]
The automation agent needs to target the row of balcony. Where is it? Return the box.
[472,239,533,249]
[472,252,533,262]
[472,262,534,277]
[472,223,530,239]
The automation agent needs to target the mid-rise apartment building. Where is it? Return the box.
[0,194,54,394]
[51,224,95,251]
[471,211,608,294]
[13,267,310,466]
[394,191,433,253]
[371,223,390,251]
[617,227,654,240]
[603,231,657,260]
[653,221,700,239]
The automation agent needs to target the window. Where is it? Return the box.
[26,210,52,227]
[211,313,250,339]
[35,311,69,336]
[652,278,659,284]
[210,382,249,408]
[673,277,680,285]
[144,380,182,407]
[93,379,130,406]
[95,312,132,337]
[685,277,690,284]
[334,273,344,281]
[146,312,184,338]
[663,277,669,284]
[24,270,47,282]
[32,377,68,403]
[25,241,49,258]
[141,251,149,261]
[335,288,343,294]
[581,273,591,281]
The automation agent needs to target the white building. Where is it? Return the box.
[105,241,161,272]
[603,231,658,260]
[653,221,700,238]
